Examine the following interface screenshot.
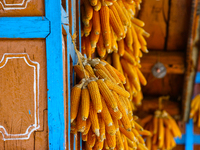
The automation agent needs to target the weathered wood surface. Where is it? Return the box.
[140,51,185,74]
[35,110,48,149]
[142,73,184,98]
[173,145,185,150]
[139,0,168,50]
[0,0,44,17]
[4,134,34,150]
[139,0,191,51]
[0,54,38,139]
[182,0,199,122]
[0,39,47,149]
[136,97,181,118]
[167,0,192,50]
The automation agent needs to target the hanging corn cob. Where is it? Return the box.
[80,0,149,107]
[70,52,149,150]
[190,94,200,127]
[140,96,182,150]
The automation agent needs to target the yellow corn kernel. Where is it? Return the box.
[85,35,92,59]
[107,105,122,120]
[98,114,106,141]
[84,64,96,78]
[106,132,116,149]
[121,133,129,150]
[84,19,93,37]
[77,109,86,132]
[81,5,89,27]
[70,82,84,123]
[115,130,124,150]
[92,10,101,35]
[131,25,140,58]
[121,59,141,91]
[82,134,87,141]
[109,9,124,37]
[87,80,102,113]
[141,45,149,53]
[94,69,110,81]
[95,63,116,83]
[89,103,100,137]
[105,123,116,135]
[138,33,147,46]
[113,2,129,26]
[90,29,100,48]
[100,96,113,126]
[74,65,89,79]
[125,27,133,48]
[122,49,136,65]
[100,5,111,48]
[83,118,92,135]
[97,32,106,58]
[124,73,130,90]
[106,54,112,65]
[84,0,93,20]
[81,87,90,120]
[112,52,123,73]
[87,128,96,148]
[118,39,125,56]
[94,140,104,150]
[94,0,101,11]
[103,62,121,84]
[119,127,134,141]
[96,79,118,111]
[89,0,98,6]
[116,94,132,131]
[104,79,130,98]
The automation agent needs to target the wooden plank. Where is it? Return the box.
[4,134,34,150]
[194,145,200,150]
[45,0,66,149]
[173,145,185,150]
[0,134,4,149]
[136,97,181,118]
[35,109,48,150]
[0,0,44,17]
[0,40,47,149]
[138,0,168,50]
[140,51,185,74]
[0,54,39,139]
[0,17,50,38]
[142,73,184,98]
[167,0,192,50]
[182,0,199,122]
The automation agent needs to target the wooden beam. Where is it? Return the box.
[135,97,181,119]
[140,51,185,74]
[182,0,199,122]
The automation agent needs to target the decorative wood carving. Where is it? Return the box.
[0,53,40,140]
[0,0,31,10]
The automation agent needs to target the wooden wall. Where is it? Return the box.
[137,0,200,149]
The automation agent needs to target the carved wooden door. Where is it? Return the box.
[0,0,76,149]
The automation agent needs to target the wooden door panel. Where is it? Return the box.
[4,134,34,150]
[0,0,45,17]
[0,39,48,149]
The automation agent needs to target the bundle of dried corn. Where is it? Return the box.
[190,94,200,127]
[81,0,149,106]
[141,110,182,150]
[70,54,149,150]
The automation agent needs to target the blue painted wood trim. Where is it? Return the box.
[195,72,200,83]
[45,0,66,149]
[186,119,194,149]
[175,134,185,144]
[0,17,50,38]
[61,6,69,25]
